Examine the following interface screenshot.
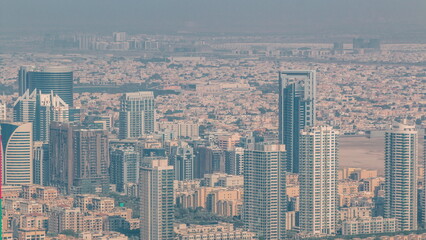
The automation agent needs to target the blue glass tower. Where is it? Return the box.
[279,70,316,173]
[26,66,74,106]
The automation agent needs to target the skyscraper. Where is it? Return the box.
[49,123,109,194]
[243,143,286,240]
[1,122,33,185]
[72,128,110,194]
[20,66,74,106]
[194,146,225,178]
[299,126,338,236]
[225,147,244,175]
[110,145,140,192]
[279,70,316,173]
[119,91,155,139]
[33,141,45,185]
[385,122,418,231]
[140,157,174,240]
[18,65,35,96]
[169,142,195,180]
[49,122,74,194]
[14,89,69,142]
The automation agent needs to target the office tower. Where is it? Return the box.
[424,134,426,228]
[0,101,7,121]
[23,66,74,106]
[299,126,339,236]
[49,122,109,194]
[119,91,155,139]
[169,142,195,180]
[113,32,127,42]
[1,122,33,185]
[18,65,36,96]
[14,89,69,142]
[110,145,140,192]
[13,89,37,123]
[140,157,174,240]
[225,147,244,175]
[243,143,286,240]
[279,70,316,173]
[33,141,45,185]
[49,122,74,193]
[73,128,110,194]
[385,122,418,231]
[194,146,225,178]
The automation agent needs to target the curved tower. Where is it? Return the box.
[28,66,73,106]
[1,122,33,186]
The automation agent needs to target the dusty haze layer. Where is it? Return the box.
[1,0,426,38]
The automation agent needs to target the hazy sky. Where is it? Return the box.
[1,0,426,36]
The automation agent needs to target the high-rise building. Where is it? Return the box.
[14,89,69,142]
[385,122,418,231]
[110,145,140,192]
[0,101,7,121]
[299,126,339,236]
[18,65,35,96]
[119,91,155,139]
[225,147,244,175]
[113,32,127,42]
[73,128,110,194]
[49,123,109,194]
[20,66,74,106]
[49,122,74,193]
[279,70,316,173]
[33,141,47,185]
[140,157,174,240]
[169,142,195,180]
[1,122,33,185]
[243,143,286,240]
[194,146,225,178]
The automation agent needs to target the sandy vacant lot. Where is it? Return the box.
[340,135,424,175]
[340,136,385,173]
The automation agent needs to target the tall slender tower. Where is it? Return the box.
[140,157,174,240]
[385,122,418,231]
[243,143,286,240]
[110,145,140,192]
[18,65,35,96]
[299,126,338,236]
[279,70,316,173]
[170,142,195,181]
[119,91,155,139]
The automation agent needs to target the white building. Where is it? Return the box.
[342,217,398,235]
[13,89,69,142]
[1,122,33,185]
[156,121,200,139]
[243,143,286,240]
[299,126,338,236]
[384,122,418,231]
[140,157,174,240]
[119,91,154,139]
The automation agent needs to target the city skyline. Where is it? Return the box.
[0,2,425,240]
